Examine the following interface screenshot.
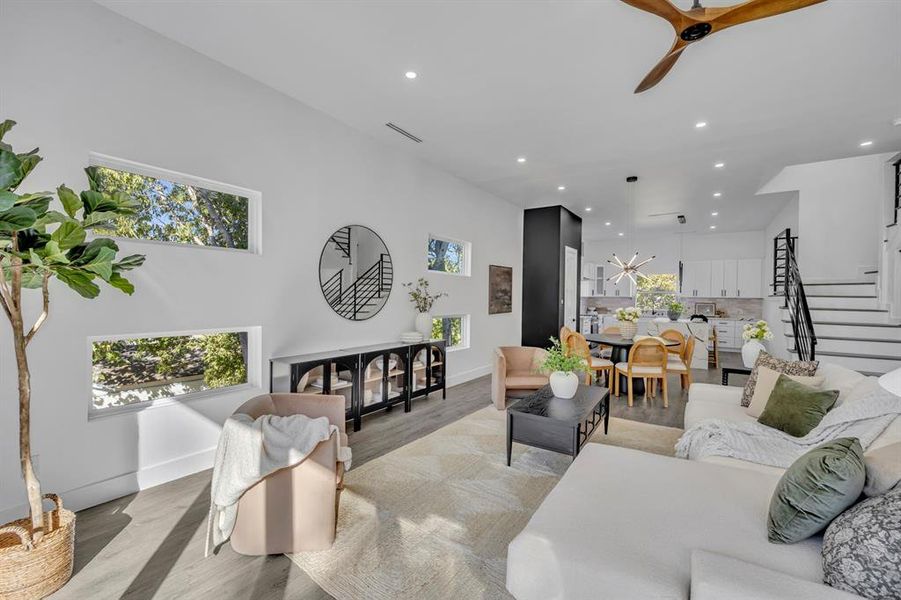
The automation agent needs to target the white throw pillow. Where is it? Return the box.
[816,362,867,405]
[745,366,825,418]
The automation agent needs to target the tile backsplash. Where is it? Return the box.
[583,296,763,319]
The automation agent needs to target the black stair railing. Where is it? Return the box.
[329,227,352,260]
[778,228,817,361]
[772,230,798,296]
[328,254,393,319]
[322,269,343,306]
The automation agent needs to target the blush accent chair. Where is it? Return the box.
[229,393,348,555]
[492,346,549,410]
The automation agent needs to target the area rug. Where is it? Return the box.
[288,406,683,599]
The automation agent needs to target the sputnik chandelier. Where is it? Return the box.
[607,175,654,285]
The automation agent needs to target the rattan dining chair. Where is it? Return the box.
[614,337,668,407]
[666,335,696,390]
[566,331,614,387]
[659,328,685,357]
[560,326,574,348]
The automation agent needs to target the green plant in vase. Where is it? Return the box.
[541,336,586,399]
[667,300,685,321]
[0,119,145,597]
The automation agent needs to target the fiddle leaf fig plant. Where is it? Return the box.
[0,119,146,545]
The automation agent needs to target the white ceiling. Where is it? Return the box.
[97,0,901,241]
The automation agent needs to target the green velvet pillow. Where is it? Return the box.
[758,374,839,437]
[768,437,865,544]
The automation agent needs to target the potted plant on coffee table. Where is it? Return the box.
[541,336,587,399]
[0,120,145,599]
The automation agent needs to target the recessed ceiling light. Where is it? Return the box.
[604,221,611,226]
[859,140,874,147]
[405,71,417,79]
[618,232,624,236]
[695,121,707,128]
[558,185,566,191]
[713,192,722,198]
[709,225,717,229]
[893,117,901,127]
[585,207,592,212]
[711,212,718,216]
[714,162,725,169]
[516,157,527,163]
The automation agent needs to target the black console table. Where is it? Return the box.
[270,340,447,431]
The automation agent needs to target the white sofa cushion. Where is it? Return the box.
[506,444,823,600]
[690,550,863,600]
[684,383,753,430]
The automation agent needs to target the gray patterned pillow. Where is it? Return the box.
[741,351,818,407]
[822,488,901,599]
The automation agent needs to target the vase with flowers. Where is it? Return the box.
[403,278,447,338]
[615,306,642,339]
[741,320,774,367]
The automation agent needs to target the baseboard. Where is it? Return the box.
[446,364,491,388]
[0,447,216,523]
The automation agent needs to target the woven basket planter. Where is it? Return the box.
[0,494,75,600]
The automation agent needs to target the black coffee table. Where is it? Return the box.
[506,384,610,465]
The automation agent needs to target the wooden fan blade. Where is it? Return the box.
[634,40,687,93]
[619,0,686,28]
[713,0,827,29]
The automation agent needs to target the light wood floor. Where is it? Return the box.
[52,353,744,600]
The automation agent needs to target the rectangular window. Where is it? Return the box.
[432,315,469,351]
[88,154,261,253]
[635,273,678,312]
[91,329,252,414]
[428,235,471,276]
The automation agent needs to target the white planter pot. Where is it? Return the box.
[415,312,432,338]
[549,371,579,399]
[619,321,638,340]
[742,339,766,368]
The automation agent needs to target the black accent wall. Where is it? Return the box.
[521,206,582,348]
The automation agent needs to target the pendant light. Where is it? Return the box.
[607,175,654,285]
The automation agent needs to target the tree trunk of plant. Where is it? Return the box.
[12,316,44,544]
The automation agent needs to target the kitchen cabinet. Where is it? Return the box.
[582,261,596,279]
[736,258,763,298]
[681,260,711,297]
[681,259,763,298]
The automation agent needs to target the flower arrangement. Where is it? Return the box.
[540,337,587,374]
[403,278,447,313]
[615,306,642,323]
[742,320,774,342]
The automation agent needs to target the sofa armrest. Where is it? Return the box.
[690,551,863,600]
[688,383,744,404]
[492,348,507,410]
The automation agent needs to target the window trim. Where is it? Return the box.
[432,314,470,352]
[88,152,263,255]
[427,233,472,277]
[87,326,261,419]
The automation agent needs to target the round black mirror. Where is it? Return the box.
[319,225,392,320]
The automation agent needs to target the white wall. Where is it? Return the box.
[759,153,896,282]
[583,230,766,276]
[0,2,523,520]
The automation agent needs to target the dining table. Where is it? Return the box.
[584,333,680,397]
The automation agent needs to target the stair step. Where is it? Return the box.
[800,283,876,296]
[783,309,895,324]
[805,296,879,310]
[788,349,901,374]
[788,335,901,357]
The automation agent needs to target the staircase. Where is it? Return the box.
[329,227,351,260]
[784,279,901,374]
[328,253,393,320]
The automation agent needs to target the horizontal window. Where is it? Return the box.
[88,154,260,252]
[635,273,677,312]
[428,235,471,276]
[432,314,469,351]
[91,330,250,413]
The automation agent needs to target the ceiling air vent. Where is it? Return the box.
[385,122,423,143]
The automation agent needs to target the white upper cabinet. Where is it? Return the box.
[681,260,712,297]
[682,258,763,298]
[736,258,763,298]
[582,261,596,279]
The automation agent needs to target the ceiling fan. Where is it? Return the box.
[621,0,827,93]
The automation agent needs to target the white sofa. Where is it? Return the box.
[507,362,898,600]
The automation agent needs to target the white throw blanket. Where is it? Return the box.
[205,413,352,556]
[676,388,901,468]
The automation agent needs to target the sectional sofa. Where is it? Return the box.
[506,363,900,600]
